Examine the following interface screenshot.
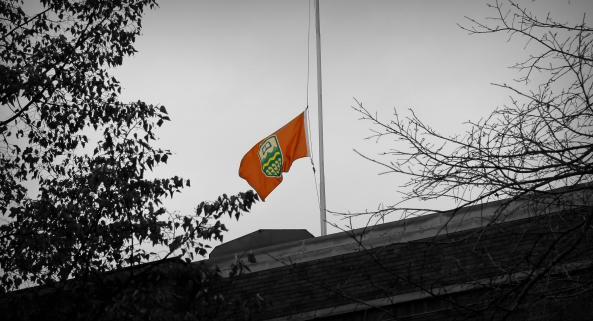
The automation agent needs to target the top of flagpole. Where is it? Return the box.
[315,0,327,236]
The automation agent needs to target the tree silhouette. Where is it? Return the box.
[1,1,258,319]
[345,1,593,319]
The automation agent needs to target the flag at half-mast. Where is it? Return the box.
[239,110,310,201]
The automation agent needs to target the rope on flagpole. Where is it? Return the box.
[305,0,321,209]
[306,107,321,208]
[306,0,311,107]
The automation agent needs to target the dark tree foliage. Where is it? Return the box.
[346,0,593,319]
[0,0,259,319]
[1,257,266,320]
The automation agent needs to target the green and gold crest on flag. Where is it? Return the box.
[258,135,283,177]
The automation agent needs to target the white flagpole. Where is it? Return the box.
[315,0,327,236]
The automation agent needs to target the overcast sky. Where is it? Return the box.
[103,0,592,248]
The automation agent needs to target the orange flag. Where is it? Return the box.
[239,111,310,201]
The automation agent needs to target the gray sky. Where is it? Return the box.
[107,0,591,245]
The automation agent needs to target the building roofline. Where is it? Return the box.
[204,187,592,276]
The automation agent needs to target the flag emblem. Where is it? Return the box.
[258,135,283,177]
